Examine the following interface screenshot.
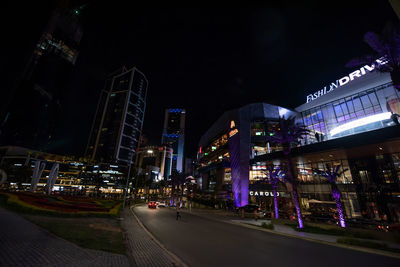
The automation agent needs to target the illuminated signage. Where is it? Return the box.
[252,165,266,170]
[229,129,238,137]
[305,59,387,104]
[229,120,238,137]
[250,191,280,197]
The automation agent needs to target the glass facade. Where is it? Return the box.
[299,83,399,144]
[86,67,147,165]
[161,109,185,173]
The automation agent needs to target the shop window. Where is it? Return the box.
[368,92,379,106]
[360,94,372,108]
[334,104,343,117]
[340,101,348,114]
[359,170,371,184]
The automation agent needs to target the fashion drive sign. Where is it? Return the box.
[305,60,386,103]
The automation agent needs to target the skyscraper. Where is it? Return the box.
[161,108,185,173]
[0,6,83,152]
[86,66,148,166]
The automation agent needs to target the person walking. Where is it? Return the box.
[176,207,181,220]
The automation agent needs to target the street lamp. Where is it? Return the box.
[122,154,135,209]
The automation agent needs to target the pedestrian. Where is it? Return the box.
[176,208,181,220]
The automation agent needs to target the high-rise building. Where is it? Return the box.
[161,108,185,173]
[0,6,83,152]
[135,145,173,181]
[86,66,148,166]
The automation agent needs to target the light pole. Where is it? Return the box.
[122,155,134,209]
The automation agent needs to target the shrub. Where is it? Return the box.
[337,238,400,253]
[261,222,274,230]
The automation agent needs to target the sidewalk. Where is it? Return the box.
[0,207,130,267]
[121,206,185,267]
[178,206,400,255]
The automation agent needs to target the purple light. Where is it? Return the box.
[292,189,303,228]
[273,187,279,219]
[332,189,346,228]
[266,165,284,220]
[228,128,242,207]
[314,164,347,228]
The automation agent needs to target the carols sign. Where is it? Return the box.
[305,60,386,104]
[250,191,279,197]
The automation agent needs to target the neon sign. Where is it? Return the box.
[305,58,387,104]
[229,120,238,137]
[250,191,280,197]
[229,129,238,137]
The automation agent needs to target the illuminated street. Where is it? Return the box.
[133,205,400,267]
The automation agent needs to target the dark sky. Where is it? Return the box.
[2,1,399,159]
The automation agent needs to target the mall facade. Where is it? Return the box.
[196,68,400,223]
[0,146,128,196]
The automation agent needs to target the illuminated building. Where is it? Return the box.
[161,108,185,173]
[135,145,173,181]
[252,70,400,222]
[85,66,148,166]
[197,69,400,223]
[0,146,126,195]
[196,103,295,207]
[0,6,83,152]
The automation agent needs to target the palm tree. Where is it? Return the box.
[346,21,400,90]
[266,116,309,228]
[265,165,286,219]
[312,164,348,228]
[157,179,169,199]
[169,170,186,207]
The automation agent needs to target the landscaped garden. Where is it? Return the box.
[0,192,122,217]
[0,192,126,254]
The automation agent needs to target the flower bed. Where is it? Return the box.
[1,192,121,216]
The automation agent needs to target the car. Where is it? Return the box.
[148,201,157,209]
[236,204,264,218]
[158,201,167,207]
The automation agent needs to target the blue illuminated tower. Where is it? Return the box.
[161,108,185,174]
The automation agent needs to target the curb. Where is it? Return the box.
[129,205,188,267]
[178,208,400,260]
[229,220,400,260]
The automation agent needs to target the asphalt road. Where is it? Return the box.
[133,205,400,267]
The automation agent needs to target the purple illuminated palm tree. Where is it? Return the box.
[266,116,309,228]
[265,165,286,219]
[313,164,348,228]
[346,21,400,90]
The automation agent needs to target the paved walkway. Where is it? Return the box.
[0,207,130,267]
[178,206,400,251]
[121,206,184,267]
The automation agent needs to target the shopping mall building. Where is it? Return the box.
[196,67,400,223]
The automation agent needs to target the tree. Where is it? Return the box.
[346,21,400,90]
[184,176,196,212]
[169,170,186,207]
[266,116,309,228]
[265,165,286,219]
[157,179,169,198]
[312,164,348,228]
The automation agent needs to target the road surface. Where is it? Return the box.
[133,205,400,267]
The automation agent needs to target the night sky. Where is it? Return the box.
[2,1,398,159]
